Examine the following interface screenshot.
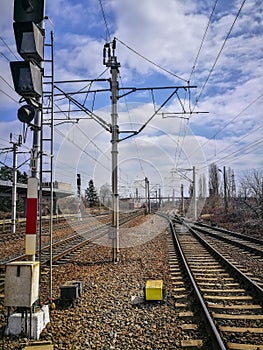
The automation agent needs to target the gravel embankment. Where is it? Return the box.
[0,214,186,349]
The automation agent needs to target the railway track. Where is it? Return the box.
[193,221,263,256]
[169,215,263,349]
[0,209,144,294]
[0,214,107,243]
[188,220,263,288]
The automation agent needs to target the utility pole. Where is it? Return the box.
[145,177,149,214]
[223,166,228,214]
[175,167,197,219]
[193,166,197,220]
[148,180,151,214]
[218,166,228,214]
[180,184,184,215]
[53,38,198,262]
[104,39,120,263]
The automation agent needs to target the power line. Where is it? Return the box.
[54,159,93,182]
[75,124,111,162]
[207,92,263,141]
[0,74,17,92]
[189,0,219,83]
[119,74,146,178]
[174,118,190,169]
[0,36,20,60]
[75,123,134,185]
[0,88,18,103]
[81,67,109,107]
[98,0,111,42]
[208,120,263,163]
[174,87,193,169]
[54,126,132,185]
[188,91,263,160]
[54,127,110,172]
[193,0,247,110]
[115,37,188,83]
[0,136,11,144]
[0,51,11,62]
[215,137,263,166]
[198,135,263,171]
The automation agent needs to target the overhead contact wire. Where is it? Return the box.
[115,37,188,83]
[188,0,219,83]
[0,36,20,60]
[98,0,111,42]
[193,0,247,110]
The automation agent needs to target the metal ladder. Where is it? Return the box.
[39,26,54,299]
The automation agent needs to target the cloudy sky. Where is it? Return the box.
[0,0,262,198]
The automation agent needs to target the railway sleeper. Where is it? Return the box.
[227,342,263,349]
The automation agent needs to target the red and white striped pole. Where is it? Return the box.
[25,177,38,258]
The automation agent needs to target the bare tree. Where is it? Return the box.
[229,168,236,198]
[100,183,111,207]
[209,163,219,197]
[238,169,263,219]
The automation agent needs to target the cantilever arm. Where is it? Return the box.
[54,85,112,132]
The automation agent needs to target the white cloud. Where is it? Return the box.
[0,0,262,196]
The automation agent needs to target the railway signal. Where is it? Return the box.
[4,2,50,341]
[77,173,81,196]
[10,0,45,122]
[9,0,46,258]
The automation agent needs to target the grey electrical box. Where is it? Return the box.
[4,261,39,307]
[60,284,78,300]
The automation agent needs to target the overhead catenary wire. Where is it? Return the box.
[197,135,263,172]
[75,124,111,163]
[173,87,193,169]
[98,0,111,43]
[188,0,219,83]
[115,37,188,83]
[76,123,134,186]
[205,92,263,145]
[54,127,110,172]
[112,5,219,170]
[0,137,11,145]
[0,51,11,62]
[193,0,247,111]
[54,126,131,186]
[0,88,18,103]
[119,74,146,178]
[187,91,263,161]
[174,118,190,169]
[54,85,111,132]
[0,74,17,93]
[0,36,20,60]
[89,0,150,182]
[213,137,263,167]
[54,158,94,181]
[207,120,263,163]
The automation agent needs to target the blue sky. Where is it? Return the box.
[0,0,263,198]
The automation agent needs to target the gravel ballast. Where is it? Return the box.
[1,214,187,349]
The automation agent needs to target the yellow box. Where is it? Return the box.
[145,280,163,301]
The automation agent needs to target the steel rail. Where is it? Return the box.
[182,219,263,302]
[0,210,144,293]
[169,216,227,350]
[194,222,263,255]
